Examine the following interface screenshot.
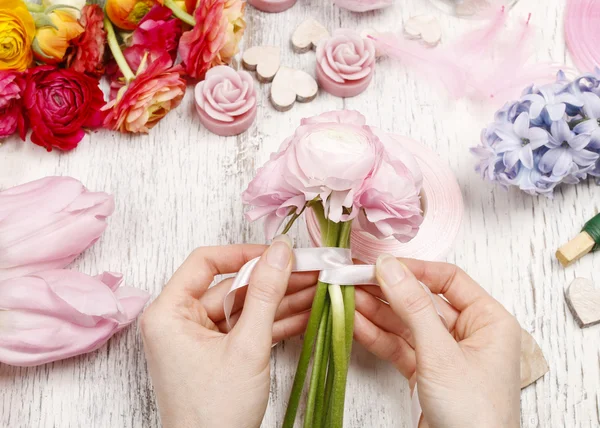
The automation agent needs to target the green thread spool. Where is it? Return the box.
[557,213,600,267]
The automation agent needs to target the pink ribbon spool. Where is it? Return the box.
[306,135,463,263]
[247,0,297,13]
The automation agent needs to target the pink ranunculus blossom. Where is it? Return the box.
[179,0,246,79]
[243,110,385,237]
[357,158,423,242]
[333,0,393,12]
[243,110,424,241]
[0,177,114,282]
[316,29,376,84]
[103,53,186,133]
[64,4,107,77]
[0,70,27,140]
[0,270,149,367]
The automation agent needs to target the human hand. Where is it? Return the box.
[140,238,318,428]
[354,255,521,428]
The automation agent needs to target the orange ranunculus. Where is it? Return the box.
[34,9,84,64]
[105,0,156,30]
[0,0,36,71]
[178,0,246,79]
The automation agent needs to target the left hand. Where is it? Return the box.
[141,237,317,428]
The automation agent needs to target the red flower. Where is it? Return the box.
[103,54,186,133]
[64,5,107,77]
[0,71,27,140]
[24,66,106,151]
[178,0,246,79]
[106,5,181,99]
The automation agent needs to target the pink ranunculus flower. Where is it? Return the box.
[357,158,423,242]
[0,70,27,140]
[316,29,376,84]
[103,54,186,133]
[0,270,149,367]
[243,110,384,237]
[333,0,393,12]
[0,177,114,282]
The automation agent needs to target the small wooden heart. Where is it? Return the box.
[270,66,318,111]
[292,18,330,53]
[566,278,600,328]
[360,28,385,58]
[520,329,549,389]
[404,15,442,47]
[242,46,281,83]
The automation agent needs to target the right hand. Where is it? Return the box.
[354,255,521,428]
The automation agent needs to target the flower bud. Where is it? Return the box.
[105,0,156,30]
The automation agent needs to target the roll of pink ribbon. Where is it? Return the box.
[565,0,600,73]
[306,134,463,263]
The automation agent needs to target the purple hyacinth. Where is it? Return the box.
[494,112,548,170]
[471,70,600,197]
[539,120,597,177]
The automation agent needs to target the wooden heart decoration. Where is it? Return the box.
[270,66,318,111]
[292,18,330,53]
[404,15,442,47]
[520,328,549,389]
[242,46,281,83]
[566,278,600,328]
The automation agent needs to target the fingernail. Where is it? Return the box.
[266,234,293,271]
[376,254,405,288]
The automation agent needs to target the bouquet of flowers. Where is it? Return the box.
[243,110,424,427]
[0,0,245,150]
[471,71,600,196]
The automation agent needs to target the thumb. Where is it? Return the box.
[233,235,293,347]
[376,254,453,353]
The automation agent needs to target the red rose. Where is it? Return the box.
[24,66,106,151]
[64,5,107,77]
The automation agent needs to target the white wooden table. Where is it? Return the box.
[1,0,599,427]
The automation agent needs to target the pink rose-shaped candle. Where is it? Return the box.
[0,270,149,367]
[334,0,393,12]
[0,177,114,281]
[194,66,257,136]
[316,29,376,98]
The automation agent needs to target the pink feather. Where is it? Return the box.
[371,8,563,104]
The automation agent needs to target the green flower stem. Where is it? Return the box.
[103,17,135,82]
[163,0,196,26]
[322,355,335,426]
[328,283,347,428]
[283,219,341,428]
[339,221,354,361]
[313,308,333,428]
[26,2,44,12]
[303,300,330,428]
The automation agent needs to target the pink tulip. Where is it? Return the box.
[0,270,149,366]
[333,0,392,12]
[0,177,114,281]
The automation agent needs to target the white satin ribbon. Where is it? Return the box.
[223,247,446,428]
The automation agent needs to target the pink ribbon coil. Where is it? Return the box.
[306,135,463,264]
[565,0,600,73]
[224,247,449,428]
